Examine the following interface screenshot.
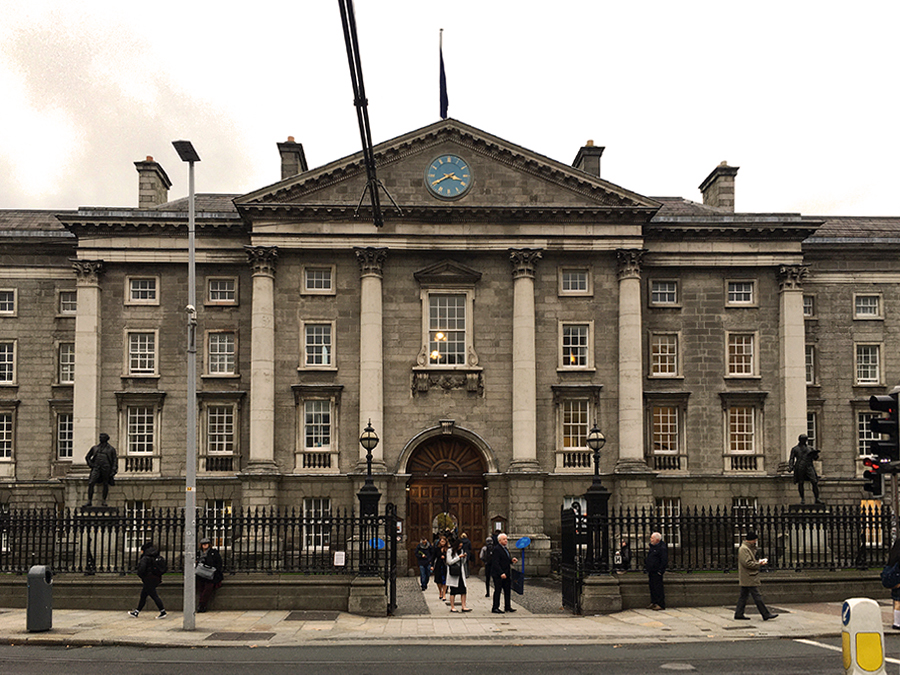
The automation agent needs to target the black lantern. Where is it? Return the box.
[584,423,611,573]
[357,420,381,517]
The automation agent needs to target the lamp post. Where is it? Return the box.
[173,140,200,631]
[584,424,611,573]
[357,421,381,575]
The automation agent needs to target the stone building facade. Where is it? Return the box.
[0,119,897,571]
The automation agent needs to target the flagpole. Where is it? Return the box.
[439,28,448,119]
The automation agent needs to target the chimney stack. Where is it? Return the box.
[278,136,308,180]
[572,139,605,178]
[134,156,172,208]
[699,161,739,211]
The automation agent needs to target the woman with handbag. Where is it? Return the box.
[446,539,470,612]
[195,537,223,613]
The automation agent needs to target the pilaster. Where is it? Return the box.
[779,265,809,462]
[509,248,542,472]
[71,260,104,465]
[355,247,387,470]
[615,249,648,472]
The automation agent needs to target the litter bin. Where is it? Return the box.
[27,565,53,632]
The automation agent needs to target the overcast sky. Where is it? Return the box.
[1,1,897,216]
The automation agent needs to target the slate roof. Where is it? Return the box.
[803,215,900,242]
[153,194,240,213]
[0,209,75,237]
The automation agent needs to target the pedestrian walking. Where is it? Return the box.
[195,537,223,613]
[644,532,667,610]
[433,535,449,602]
[415,537,434,591]
[491,533,518,614]
[459,531,472,574]
[446,539,471,612]
[480,536,494,597]
[888,538,900,630]
[734,531,778,621]
[129,542,167,619]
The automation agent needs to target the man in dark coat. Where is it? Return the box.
[788,434,822,504]
[129,542,167,619]
[490,533,518,614]
[415,537,434,591]
[644,532,668,610]
[85,433,117,507]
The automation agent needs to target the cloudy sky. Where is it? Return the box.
[1,1,897,216]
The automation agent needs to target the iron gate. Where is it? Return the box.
[560,502,584,614]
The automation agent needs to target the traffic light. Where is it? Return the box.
[869,393,900,462]
[862,455,885,498]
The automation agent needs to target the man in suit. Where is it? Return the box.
[490,533,518,614]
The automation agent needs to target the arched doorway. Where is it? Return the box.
[405,435,487,570]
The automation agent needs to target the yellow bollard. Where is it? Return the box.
[841,598,886,674]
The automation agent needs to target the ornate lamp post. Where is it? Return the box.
[357,420,381,517]
[584,424,611,573]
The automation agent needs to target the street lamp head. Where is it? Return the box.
[359,419,379,452]
[172,140,201,163]
[586,425,606,452]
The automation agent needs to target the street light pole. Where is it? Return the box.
[584,424,611,573]
[173,140,200,631]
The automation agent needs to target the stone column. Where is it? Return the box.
[509,249,542,472]
[246,246,279,473]
[779,265,809,461]
[71,260,104,461]
[355,248,387,469]
[616,249,648,471]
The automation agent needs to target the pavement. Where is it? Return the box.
[0,576,889,648]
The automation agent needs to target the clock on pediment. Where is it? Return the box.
[424,153,473,200]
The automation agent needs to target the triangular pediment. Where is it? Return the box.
[413,259,482,286]
[235,119,659,223]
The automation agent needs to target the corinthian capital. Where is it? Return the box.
[245,246,279,276]
[509,248,542,280]
[616,249,646,280]
[71,259,104,284]
[778,265,808,292]
[355,247,388,278]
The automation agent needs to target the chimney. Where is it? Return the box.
[572,140,605,177]
[277,136,308,180]
[134,156,172,208]
[699,161,739,211]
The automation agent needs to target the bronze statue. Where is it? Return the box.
[788,434,822,504]
[85,433,117,507]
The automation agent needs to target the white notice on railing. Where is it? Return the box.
[334,551,346,567]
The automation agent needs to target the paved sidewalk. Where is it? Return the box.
[0,590,871,648]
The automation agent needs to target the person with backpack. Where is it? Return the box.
[480,536,494,597]
[129,541,167,619]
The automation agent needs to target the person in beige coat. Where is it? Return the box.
[734,531,778,621]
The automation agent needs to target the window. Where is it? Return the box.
[0,410,12,459]
[0,341,15,384]
[204,499,232,548]
[732,497,759,546]
[652,406,679,455]
[127,406,155,455]
[805,345,816,385]
[118,392,163,473]
[303,497,332,550]
[304,323,333,368]
[304,400,331,450]
[728,406,755,454]
[59,343,75,384]
[562,399,589,449]
[429,294,467,365]
[859,412,881,456]
[650,333,679,377]
[207,332,236,375]
[124,501,152,552]
[200,394,241,472]
[655,497,681,548]
[57,412,73,460]
[126,277,158,304]
[0,290,15,315]
[802,295,815,318]
[559,268,591,296]
[207,405,235,455]
[59,290,77,315]
[560,322,593,369]
[807,411,818,450]
[727,281,755,306]
[303,266,334,295]
[727,333,756,377]
[855,344,881,385]
[650,280,678,306]
[854,294,882,319]
[127,332,156,376]
[207,278,237,305]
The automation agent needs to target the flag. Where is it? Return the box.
[439,31,448,119]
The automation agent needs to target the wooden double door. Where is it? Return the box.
[405,436,487,570]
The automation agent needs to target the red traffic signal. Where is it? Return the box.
[869,393,900,461]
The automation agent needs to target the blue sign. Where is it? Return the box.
[370,537,385,550]
[515,536,532,549]
[842,601,851,626]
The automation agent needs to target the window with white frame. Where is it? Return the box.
[650,280,678,306]
[728,406,755,454]
[207,278,237,305]
[807,411,818,450]
[127,406,155,454]
[304,323,333,367]
[57,412,73,460]
[855,344,881,385]
[208,331,236,375]
[802,295,815,318]
[303,266,334,295]
[127,332,156,376]
[559,268,591,296]
[206,405,235,454]
[732,497,759,546]
[428,293,467,365]
[651,406,680,455]
[727,280,755,306]
[0,341,15,383]
[0,410,13,459]
[560,322,592,369]
[561,399,589,449]
[124,500,152,552]
[58,343,75,384]
[650,333,679,377]
[727,333,756,376]
[0,290,15,315]
[655,497,682,548]
[204,499,232,548]
[854,294,882,319]
[59,290,77,315]
[859,411,881,456]
[304,400,331,450]
[126,277,158,304]
[303,497,332,550]
[805,345,816,385]
[646,393,689,472]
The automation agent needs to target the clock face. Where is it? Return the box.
[425,154,473,199]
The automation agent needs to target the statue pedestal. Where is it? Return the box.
[783,503,831,569]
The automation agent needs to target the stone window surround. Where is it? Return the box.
[57,341,75,384]
[725,279,757,308]
[123,329,159,378]
[301,265,336,296]
[551,384,602,473]
[558,267,593,297]
[649,331,682,378]
[802,294,816,319]
[204,329,239,377]
[649,279,681,308]
[0,340,17,385]
[198,391,245,469]
[853,292,883,320]
[0,288,16,316]
[115,390,166,474]
[124,276,160,306]
[299,320,337,371]
[725,331,760,379]
[0,400,19,470]
[57,289,77,316]
[557,320,595,371]
[291,384,343,473]
[854,342,883,386]
[644,391,690,459]
[205,276,239,306]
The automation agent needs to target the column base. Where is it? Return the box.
[508,459,541,473]
[241,460,280,475]
[614,458,653,474]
